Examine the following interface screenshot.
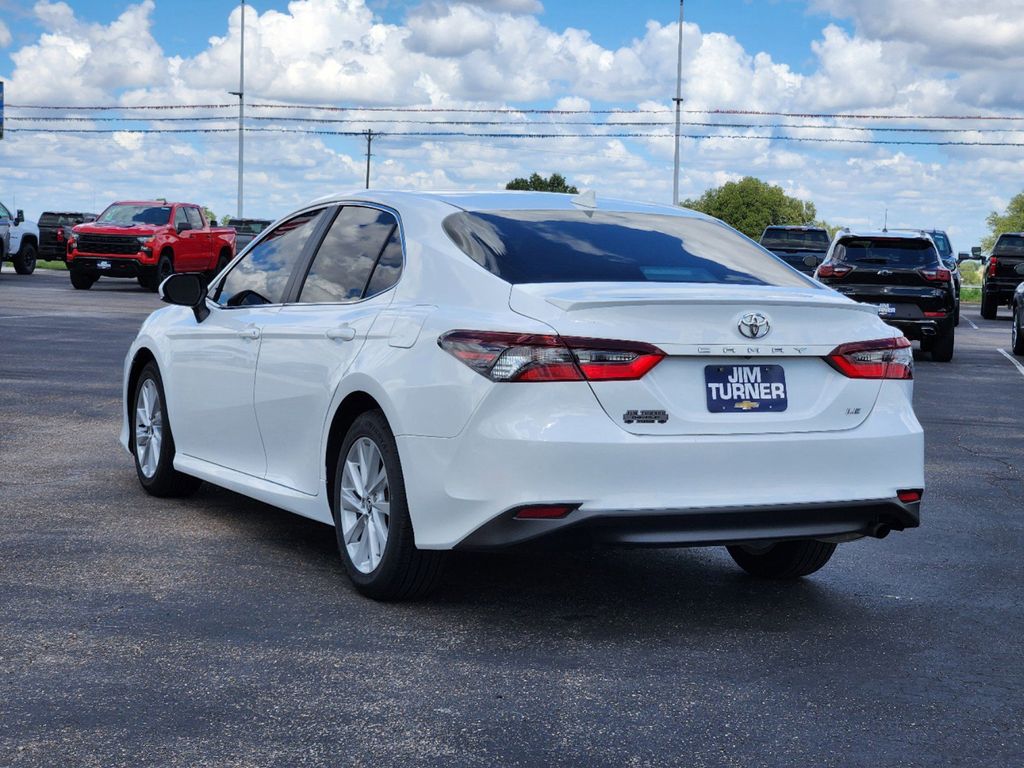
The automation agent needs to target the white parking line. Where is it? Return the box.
[997,348,1024,378]
[965,316,979,330]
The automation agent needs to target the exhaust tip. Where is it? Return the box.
[869,523,891,539]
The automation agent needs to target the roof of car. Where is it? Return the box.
[309,189,707,219]
[837,228,933,241]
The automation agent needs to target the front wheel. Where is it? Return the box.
[727,540,837,579]
[333,410,445,600]
[144,254,174,291]
[132,362,202,497]
[13,242,37,274]
[69,270,96,290]
[1012,304,1024,356]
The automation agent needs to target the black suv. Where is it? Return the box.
[981,232,1024,319]
[759,225,830,275]
[815,230,956,361]
[37,211,96,262]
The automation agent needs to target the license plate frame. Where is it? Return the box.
[705,364,789,413]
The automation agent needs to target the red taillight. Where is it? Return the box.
[988,257,999,278]
[923,311,947,318]
[825,336,913,380]
[56,229,65,242]
[513,504,577,520]
[919,267,951,282]
[817,263,852,279]
[438,331,665,382]
[897,489,923,504]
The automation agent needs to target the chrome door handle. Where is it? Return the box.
[326,327,357,342]
[238,328,261,340]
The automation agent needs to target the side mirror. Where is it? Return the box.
[957,251,970,263]
[971,246,982,258]
[176,221,192,234]
[15,209,25,226]
[160,273,209,322]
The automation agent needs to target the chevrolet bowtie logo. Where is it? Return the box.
[734,400,760,411]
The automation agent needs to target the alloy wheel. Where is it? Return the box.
[339,437,391,574]
[134,378,164,479]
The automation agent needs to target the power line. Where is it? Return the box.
[8,126,1024,146]
[9,114,1024,134]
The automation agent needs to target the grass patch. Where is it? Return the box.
[961,286,981,303]
[36,260,68,271]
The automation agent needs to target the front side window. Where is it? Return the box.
[297,206,402,303]
[185,207,204,230]
[0,204,11,220]
[443,210,813,287]
[97,204,172,226]
[213,209,325,307]
[174,207,189,229]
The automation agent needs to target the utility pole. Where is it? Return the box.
[364,129,374,189]
[228,1,246,220]
[672,0,685,207]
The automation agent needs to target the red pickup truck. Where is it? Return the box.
[67,201,236,291]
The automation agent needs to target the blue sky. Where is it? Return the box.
[1,0,1022,249]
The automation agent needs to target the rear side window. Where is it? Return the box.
[297,206,401,303]
[760,228,830,250]
[443,210,812,287]
[214,209,325,307]
[832,238,938,268]
[993,235,1024,255]
[930,232,952,259]
[185,207,204,229]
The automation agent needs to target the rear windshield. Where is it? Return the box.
[96,204,172,226]
[760,228,830,250]
[39,212,92,227]
[993,234,1024,255]
[443,210,813,287]
[832,238,938,267]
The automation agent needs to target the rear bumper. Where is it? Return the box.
[457,498,920,550]
[398,380,924,550]
[983,280,1023,302]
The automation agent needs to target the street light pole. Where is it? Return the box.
[672,0,685,207]
[231,1,246,220]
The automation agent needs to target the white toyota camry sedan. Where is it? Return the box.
[121,190,924,599]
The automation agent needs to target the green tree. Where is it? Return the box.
[681,176,818,240]
[506,172,579,194]
[982,192,1024,252]
[203,207,219,226]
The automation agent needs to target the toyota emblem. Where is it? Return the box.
[738,312,771,339]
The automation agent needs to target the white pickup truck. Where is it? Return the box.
[0,201,40,275]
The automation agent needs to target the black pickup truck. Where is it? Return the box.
[38,211,96,261]
[981,233,1024,319]
[759,225,830,275]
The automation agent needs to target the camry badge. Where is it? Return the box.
[737,312,771,339]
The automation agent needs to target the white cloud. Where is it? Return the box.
[0,19,12,49]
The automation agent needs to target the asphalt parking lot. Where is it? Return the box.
[1,267,1022,767]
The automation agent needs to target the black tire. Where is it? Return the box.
[954,301,960,327]
[144,253,174,291]
[131,362,202,497]
[332,410,445,600]
[208,252,231,282]
[13,242,37,275]
[1012,304,1024,356]
[727,540,837,579]
[930,326,955,362]
[69,270,96,290]
[980,288,999,319]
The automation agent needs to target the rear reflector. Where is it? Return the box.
[923,311,947,318]
[897,489,923,503]
[825,336,913,380]
[513,504,577,520]
[439,331,665,382]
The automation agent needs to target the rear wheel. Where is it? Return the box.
[980,288,999,319]
[132,362,202,497]
[727,540,837,579]
[69,270,96,290]
[930,326,955,362]
[13,242,37,274]
[1012,304,1024,356]
[333,410,445,600]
